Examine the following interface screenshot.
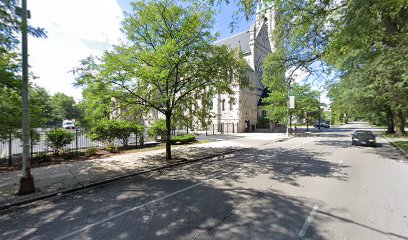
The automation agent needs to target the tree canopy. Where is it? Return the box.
[0,0,47,138]
[212,0,407,134]
[74,0,248,160]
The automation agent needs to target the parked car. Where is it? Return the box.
[314,123,330,128]
[62,120,76,129]
[351,130,376,147]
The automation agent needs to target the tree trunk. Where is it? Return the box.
[8,132,12,167]
[386,106,395,134]
[165,113,172,160]
[394,110,406,135]
[305,112,309,131]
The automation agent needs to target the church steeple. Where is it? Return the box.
[256,0,274,14]
[255,0,275,50]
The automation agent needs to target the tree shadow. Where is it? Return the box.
[0,140,350,239]
[0,178,325,240]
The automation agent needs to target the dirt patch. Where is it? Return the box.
[0,143,165,172]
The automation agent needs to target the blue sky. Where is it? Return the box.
[116,0,254,40]
[28,0,254,101]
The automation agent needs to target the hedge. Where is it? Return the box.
[170,134,196,145]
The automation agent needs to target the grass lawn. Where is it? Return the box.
[381,132,408,155]
[393,141,408,153]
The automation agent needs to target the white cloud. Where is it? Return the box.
[28,0,123,101]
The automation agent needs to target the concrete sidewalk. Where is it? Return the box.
[0,133,285,210]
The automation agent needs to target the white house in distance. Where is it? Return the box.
[210,2,275,133]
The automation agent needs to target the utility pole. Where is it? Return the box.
[18,0,35,195]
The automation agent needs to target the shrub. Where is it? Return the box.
[32,153,51,163]
[85,147,98,157]
[147,119,167,141]
[46,129,74,154]
[61,151,76,160]
[171,134,196,145]
[90,119,144,147]
[256,117,270,128]
[105,143,119,153]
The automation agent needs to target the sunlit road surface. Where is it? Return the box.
[1,123,408,240]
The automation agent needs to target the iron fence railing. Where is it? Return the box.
[0,124,238,165]
[0,128,151,163]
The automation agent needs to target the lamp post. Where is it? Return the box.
[18,0,35,195]
[286,81,295,137]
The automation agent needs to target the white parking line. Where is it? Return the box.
[299,204,319,237]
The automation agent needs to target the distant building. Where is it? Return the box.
[210,2,275,132]
[146,2,276,133]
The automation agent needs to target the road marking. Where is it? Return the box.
[57,138,315,239]
[55,171,231,240]
[298,204,319,238]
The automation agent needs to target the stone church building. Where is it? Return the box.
[210,2,275,133]
[143,2,275,133]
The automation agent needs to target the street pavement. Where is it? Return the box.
[1,123,408,239]
[0,132,284,208]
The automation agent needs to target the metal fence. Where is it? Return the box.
[0,124,240,165]
[174,123,241,136]
[0,128,147,163]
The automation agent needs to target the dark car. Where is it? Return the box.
[314,123,330,128]
[351,130,377,147]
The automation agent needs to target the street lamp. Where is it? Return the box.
[17,0,35,195]
[286,81,295,137]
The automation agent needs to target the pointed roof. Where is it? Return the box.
[213,31,251,54]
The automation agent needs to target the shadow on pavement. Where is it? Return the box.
[0,178,326,240]
[0,141,350,240]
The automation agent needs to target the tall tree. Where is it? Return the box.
[214,0,407,134]
[292,83,320,129]
[0,0,45,84]
[74,0,248,160]
[1,0,47,135]
[50,93,81,122]
[325,0,408,134]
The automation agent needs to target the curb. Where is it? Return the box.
[0,148,245,211]
[382,135,408,159]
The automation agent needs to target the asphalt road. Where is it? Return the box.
[1,123,407,240]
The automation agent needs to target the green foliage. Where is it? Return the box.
[325,0,408,134]
[74,0,248,160]
[50,92,81,123]
[89,119,143,146]
[1,0,47,135]
[30,87,54,127]
[147,119,167,141]
[105,143,119,153]
[222,0,407,134]
[46,129,74,154]
[85,147,98,157]
[0,85,55,139]
[0,0,46,51]
[394,141,408,152]
[170,134,196,145]
[32,153,51,163]
[261,81,320,126]
[256,117,270,128]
